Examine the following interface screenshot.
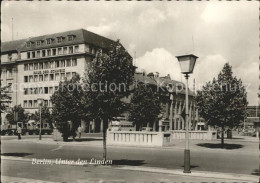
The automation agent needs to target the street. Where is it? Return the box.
[1,134,259,180]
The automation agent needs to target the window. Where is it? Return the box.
[47,50,51,56]
[66,59,71,67]
[75,46,79,53]
[29,75,33,82]
[49,87,53,94]
[29,88,33,95]
[32,52,35,58]
[55,86,59,92]
[46,39,52,45]
[72,58,77,66]
[52,49,56,56]
[55,73,60,81]
[36,41,41,46]
[44,100,48,106]
[69,47,73,54]
[57,37,63,43]
[42,50,46,57]
[60,60,65,67]
[7,70,13,78]
[63,47,67,54]
[24,101,28,108]
[39,62,43,70]
[39,75,43,82]
[34,75,38,82]
[24,64,29,71]
[44,74,48,81]
[27,52,30,59]
[49,100,52,107]
[50,61,54,68]
[24,88,28,95]
[58,48,62,55]
[36,51,40,58]
[68,35,74,41]
[27,42,31,47]
[35,88,38,94]
[34,63,38,70]
[34,100,38,107]
[29,63,33,70]
[8,53,12,61]
[44,87,48,94]
[55,61,59,68]
[29,100,32,108]
[49,74,54,81]
[39,87,43,94]
[24,76,28,83]
[72,72,76,77]
[60,73,65,81]
[66,72,71,80]
[44,62,49,69]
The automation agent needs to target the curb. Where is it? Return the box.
[2,156,259,182]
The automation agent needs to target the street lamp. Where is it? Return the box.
[176,54,198,173]
[37,98,44,140]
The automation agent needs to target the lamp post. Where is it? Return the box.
[176,54,198,173]
[37,98,44,140]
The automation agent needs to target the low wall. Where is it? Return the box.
[107,131,171,147]
[170,130,217,141]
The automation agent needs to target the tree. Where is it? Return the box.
[34,105,53,127]
[83,40,135,159]
[129,84,161,131]
[51,74,84,141]
[195,63,248,148]
[6,105,28,124]
[1,85,11,112]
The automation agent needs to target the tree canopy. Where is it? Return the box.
[195,63,248,147]
[6,105,28,124]
[51,74,84,141]
[129,84,161,131]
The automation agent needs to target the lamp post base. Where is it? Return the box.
[183,149,191,173]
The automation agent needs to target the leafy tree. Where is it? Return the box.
[0,85,11,113]
[34,105,53,127]
[195,63,248,148]
[83,40,135,159]
[6,105,28,124]
[51,74,84,141]
[129,84,161,131]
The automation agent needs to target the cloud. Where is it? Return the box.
[193,54,227,85]
[138,8,166,26]
[86,21,119,38]
[135,48,182,81]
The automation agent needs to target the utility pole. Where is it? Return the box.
[12,18,14,41]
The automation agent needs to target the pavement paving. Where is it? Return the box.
[2,158,259,183]
[1,134,259,182]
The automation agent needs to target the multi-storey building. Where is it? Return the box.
[1,29,115,124]
[1,28,198,132]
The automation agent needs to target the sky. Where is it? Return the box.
[1,1,259,105]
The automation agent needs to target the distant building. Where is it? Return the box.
[244,106,260,129]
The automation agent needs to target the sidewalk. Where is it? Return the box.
[2,156,259,182]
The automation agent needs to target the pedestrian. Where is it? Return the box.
[78,125,82,139]
[17,126,22,140]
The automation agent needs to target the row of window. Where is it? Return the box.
[27,45,79,59]
[26,35,75,47]
[24,86,57,95]
[24,72,77,83]
[24,100,52,108]
[24,59,77,71]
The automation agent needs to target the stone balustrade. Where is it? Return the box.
[107,130,171,147]
[170,130,217,141]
